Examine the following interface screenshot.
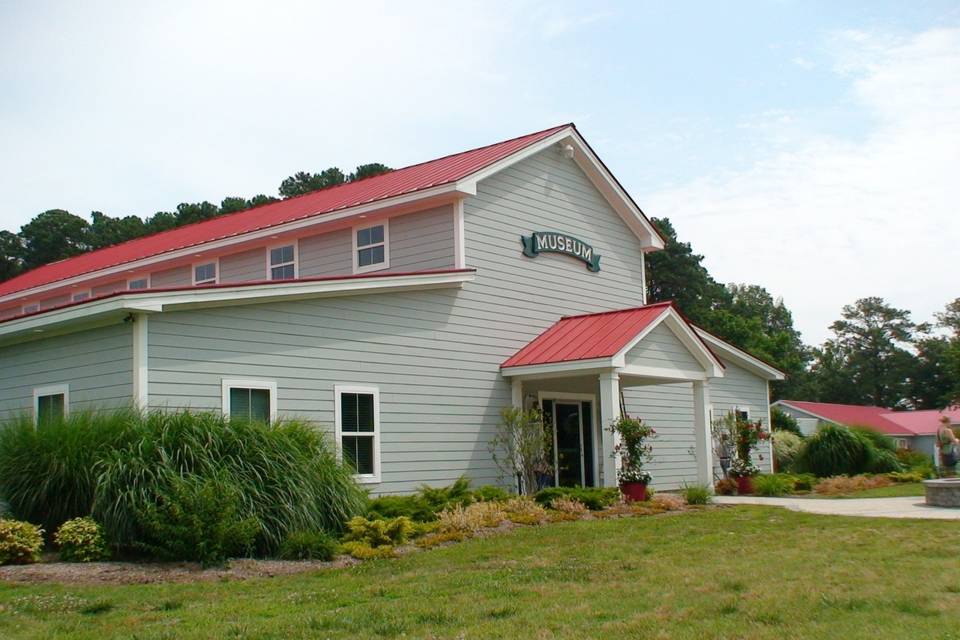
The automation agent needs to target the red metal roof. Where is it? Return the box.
[876,408,960,435]
[502,302,682,368]
[0,124,570,298]
[777,400,915,436]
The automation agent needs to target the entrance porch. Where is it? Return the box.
[501,303,725,490]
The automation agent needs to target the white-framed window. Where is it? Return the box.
[734,407,751,422]
[895,438,909,450]
[22,303,39,314]
[268,244,297,280]
[128,277,149,290]
[221,379,277,423]
[33,384,69,426]
[334,385,381,483]
[193,261,218,285]
[72,291,90,302]
[352,221,389,273]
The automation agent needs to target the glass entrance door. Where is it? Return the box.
[554,402,584,487]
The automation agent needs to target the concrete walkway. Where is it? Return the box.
[715,495,960,520]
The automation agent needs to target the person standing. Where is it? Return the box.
[937,415,959,475]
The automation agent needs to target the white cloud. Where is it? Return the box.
[644,27,960,345]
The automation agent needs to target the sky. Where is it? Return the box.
[1,0,958,344]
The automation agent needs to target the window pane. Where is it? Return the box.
[195,263,215,282]
[229,388,250,420]
[73,292,89,302]
[341,393,358,432]
[357,228,371,247]
[129,279,148,290]
[340,392,374,433]
[270,245,294,266]
[37,393,65,426]
[342,435,374,475]
[358,246,384,268]
[271,264,295,280]
[250,389,271,422]
[369,225,384,244]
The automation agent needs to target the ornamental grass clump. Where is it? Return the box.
[0,518,44,565]
[813,474,893,495]
[795,424,872,477]
[54,517,109,562]
[681,484,712,505]
[651,493,685,511]
[437,502,506,533]
[753,474,794,497]
[502,496,548,525]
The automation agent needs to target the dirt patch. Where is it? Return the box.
[0,556,360,586]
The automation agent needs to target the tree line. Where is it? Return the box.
[1,172,955,410]
[0,163,391,281]
[645,218,959,408]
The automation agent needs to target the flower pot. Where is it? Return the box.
[620,481,648,502]
[736,476,754,495]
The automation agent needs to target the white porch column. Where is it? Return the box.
[598,371,621,488]
[132,313,149,412]
[511,378,523,409]
[693,379,714,488]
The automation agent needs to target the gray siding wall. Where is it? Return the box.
[92,280,125,296]
[625,324,702,373]
[386,205,455,272]
[0,322,133,416]
[220,248,265,283]
[150,265,192,288]
[299,229,352,278]
[776,404,823,436]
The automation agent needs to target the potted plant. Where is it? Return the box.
[728,415,769,494]
[609,415,655,501]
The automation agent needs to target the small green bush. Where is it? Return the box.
[0,518,44,565]
[795,424,873,477]
[278,530,338,561]
[887,470,926,483]
[788,473,817,492]
[471,485,511,502]
[54,517,109,562]
[135,475,259,567]
[753,474,794,497]
[773,430,804,472]
[534,487,620,511]
[771,407,803,436]
[366,494,433,522]
[365,476,489,523]
[342,516,413,548]
[896,448,933,469]
[867,448,902,474]
[416,476,474,514]
[681,484,711,505]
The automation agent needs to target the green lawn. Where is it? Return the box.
[812,482,926,499]
[1,506,958,639]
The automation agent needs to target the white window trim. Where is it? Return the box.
[734,406,751,421]
[352,219,390,274]
[127,276,150,290]
[334,384,382,483]
[192,258,219,286]
[221,379,278,422]
[266,242,299,280]
[33,383,69,425]
[72,290,91,302]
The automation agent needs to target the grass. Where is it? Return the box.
[810,482,926,499]
[1,506,958,639]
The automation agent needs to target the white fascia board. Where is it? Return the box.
[500,357,615,379]
[697,329,786,381]
[457,127,665,252]
[618,365,709,382]
[612,308,724,378]
[0,184,466,305]
[0,270,475,343]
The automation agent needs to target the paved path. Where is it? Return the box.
[715,495,960,520]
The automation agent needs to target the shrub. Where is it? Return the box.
[342,516,413,548]
[789,473,817,492]
[867,448,902,474]
[0,409,142,533]
[887,470,926,483]
[0,518,44,565]
[471,485,511,502]
[93,411,365,553]
[416,530,469,548]
[502,496,547,524]
[813,474,893,495]
[366,476,483,523]
[54,517,109,562]
[681,484,712,505]
[340,541,397,559]
[795,424,872,477]
[366,494,433,522]
[437,502,506,533]
[278,530,338,561]
[651,493,685,511]
[135,475,259,567]
[897,448,934,470]
[850,426,897,452]
[753,474,793,497]
[549,496,589,515]
[772,430,804,472]
[714,478,738,495]
[771,407,803,436]
[534,487,620,511]
[416,476,474,514]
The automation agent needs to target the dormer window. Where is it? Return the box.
[269,244,297,281]
[194,262,217,285]
[128,278,149,290]
[22,303,39,314]
[353,222,389,273]
[72,291,90,302]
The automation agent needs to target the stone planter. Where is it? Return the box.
[620,481,648,502]
[924,478,960,507]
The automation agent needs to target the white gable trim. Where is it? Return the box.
[771,400,837,424]
[457,127,665,252]
[611,308,724,378]
[695,328,786,381]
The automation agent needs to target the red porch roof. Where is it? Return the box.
[501,302,720,369]
[0,124,570,298]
